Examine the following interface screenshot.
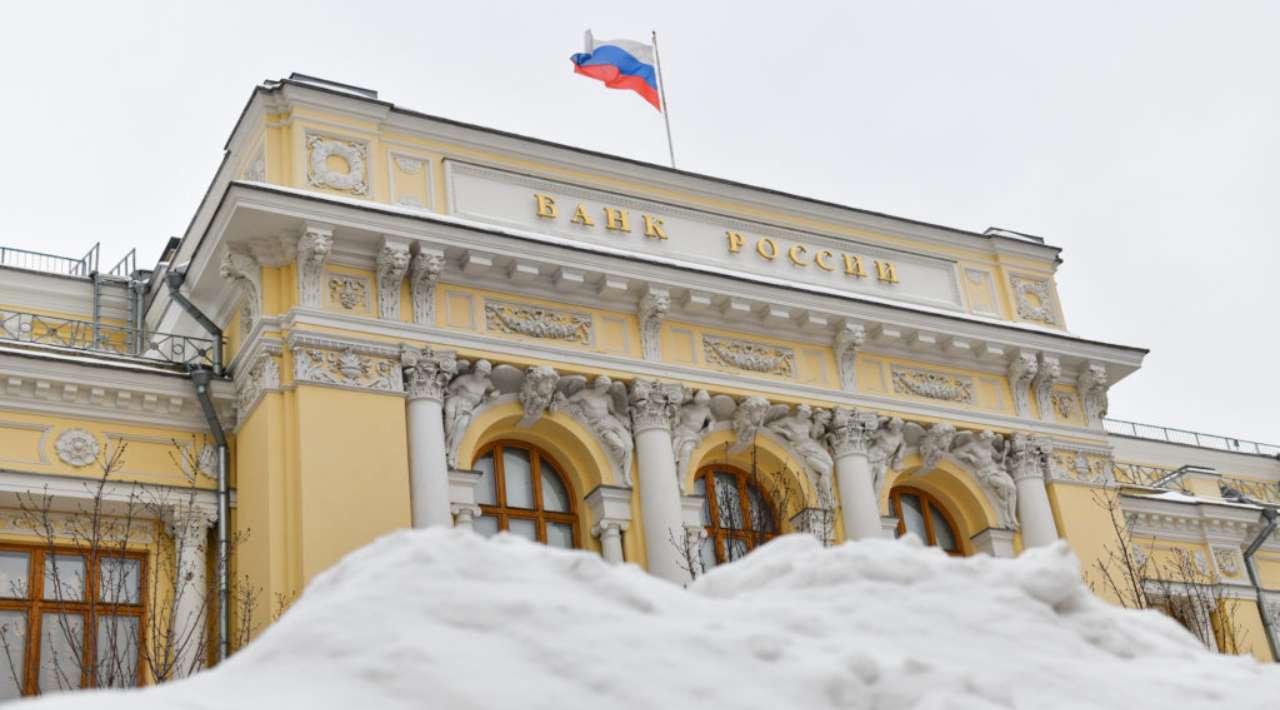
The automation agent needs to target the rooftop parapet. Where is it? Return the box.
[1105,417,1280,458]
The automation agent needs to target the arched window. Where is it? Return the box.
[471,441,578,549]
[890,486,963,556]
[694,466,780,568]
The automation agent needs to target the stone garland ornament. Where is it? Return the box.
[485,301,593,344]
[1007,351,1038,418]
[637,292,669,362]
[55,429,100,467]
[833,323,866,392]
[703,335,795,377]
[409,251,444,326]
[890,367,975,404]
[375,241,411,320]
[306,134,369,195]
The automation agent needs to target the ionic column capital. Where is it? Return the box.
[400,345,458,402]
[826,407,881,458]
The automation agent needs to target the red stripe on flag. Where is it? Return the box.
[573,64,661,111]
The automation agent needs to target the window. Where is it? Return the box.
[695,466,779,569]
[890,487,962,556]
[0,544,145,699]
[472,441,578,550]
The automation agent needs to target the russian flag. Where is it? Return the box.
[570,31,662,111]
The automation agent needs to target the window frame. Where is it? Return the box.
[0,541,147,696]
[890,486,964,556]
[474,440,580,549]
[695,465,781,564]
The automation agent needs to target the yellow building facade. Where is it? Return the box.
[0,73,1277,693]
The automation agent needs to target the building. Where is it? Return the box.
[0,73,1277,694]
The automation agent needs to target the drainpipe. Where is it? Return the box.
[1243,506,1279,662]
[166,265,231,662]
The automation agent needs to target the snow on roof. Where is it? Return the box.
[24,530,1280,709]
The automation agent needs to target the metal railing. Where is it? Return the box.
[0,308,216,368]
[0,243,99,276]
[1105,417,1280,457]
[107,248,137,278]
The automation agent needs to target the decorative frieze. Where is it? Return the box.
[638,292,668,362]
[54,428,99,467]
[702,335,794,377]
[1010,275,1057,325]
[1007,351,1037,418]
[484,300,593,345]
[890,366,975,404]
[833,323,865,392]
[410,249,444,326]
[375,239,411,320]
[1049,447,1112,484]
[289,335,403,394]
[297,225,334,308]
[305,132,369,196]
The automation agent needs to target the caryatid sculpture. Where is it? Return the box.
[443,359,497,465]
[671,389,714,480]
[765,404,834,489]
[552,375,634,485]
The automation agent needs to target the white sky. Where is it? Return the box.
[0,1,1275,444]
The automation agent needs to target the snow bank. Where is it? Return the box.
[23,530,1280,709]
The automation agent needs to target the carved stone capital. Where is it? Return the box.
[165,503,217,544]
[400,345,458,402]
[638,291,669,362]
[409,248,445,326]
[833,323,866,392]
[825,407,880,458]
[375,238,411,320]
[296,224,334,308]
[628,379,686,434]
[1005,432,1050,482]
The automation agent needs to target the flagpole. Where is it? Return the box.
[651,30,676,169]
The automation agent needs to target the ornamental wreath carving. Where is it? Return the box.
[55,429,100,467]
[890,367,975,404]
[703,335,795,377]
[306,133,369,195]
[485,301,593,345]
[1010,275,1057,325]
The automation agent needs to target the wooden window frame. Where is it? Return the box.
[474,440,580,549]
[890,486,964,556]
[0,542,147,696]
[696,465,780,564]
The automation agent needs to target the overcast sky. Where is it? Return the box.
[1,1,1275,444]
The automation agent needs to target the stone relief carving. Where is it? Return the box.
[1007,351,1038,418]
[410,250,444,326]
[393,155,423,174]
[1077,363,1109,428]
[485,301,593,345]
[1049,448,1111,484]
[237,353,281,419]
[833,323,866,392]
[297,226,333,308]
[950,430,1018,528]
[442,359,497,464]
[518,366,560,427]
[730,396,775,453]
[553,376,633,484]
[1005,433,1051,483]
[671,389,714,479]
[400,345,458,402]
[196,444,217,478]
[1193,550,1209,576]
[703,335,795,377]
[627,379,685,434]
[293,346,402,393]
[637,292,669,362]
[891,367,975,404]
[766,404,834,487]
[55,428,99,467]
[242,146,266,182]
[328,276,370,311]
[375,241,411,320]
[1010,275,1057,325]
[306,133,369,195]
[1032,353,1060,422]
[1213,546,1241,578]
[1052,391,1077,420]
[867,416,907,498]
[219,250,261,339]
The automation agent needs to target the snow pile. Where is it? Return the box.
[25,529,1280,709]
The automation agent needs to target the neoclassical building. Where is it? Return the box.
[0,73,1277,692]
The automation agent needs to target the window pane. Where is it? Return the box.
[546,522,574,550]
[693,477,711,525]
[473,454,496,506]
[95,616,138,688]
[0,611,26,700]
[898,494,926,540]
[503,448,534,509]
[473,515,499,538]
[725,537,749,562]
[507,518,537,542]
[699,535,718,571]
[540,461,570,513]
[0,552,29,599]
[39,612,83,694]
[714,473,743,529]
[747,484,775,533]
[929,505,957,552]
[43,555,85,602]
[99,558,141,604]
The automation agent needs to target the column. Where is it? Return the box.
[1010,435,1059,548]
[827,408,884,541]
[587,485,633,564]
[402,347,456,528]
[167,503,216,677]
[449,469,484,531]
[628,381,689,583]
